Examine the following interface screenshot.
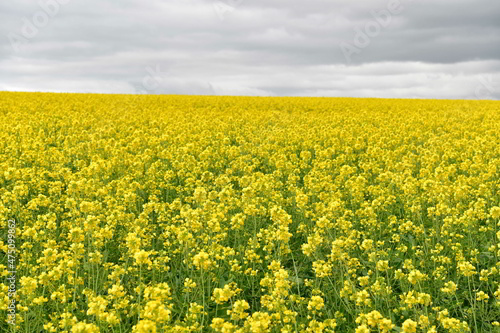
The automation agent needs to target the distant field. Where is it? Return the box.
[1,92,500,333]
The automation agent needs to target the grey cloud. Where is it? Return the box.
[0,0,499,99]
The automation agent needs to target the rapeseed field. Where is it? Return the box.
[1,92,500,333]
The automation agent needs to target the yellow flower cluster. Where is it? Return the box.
[0,92,499,332]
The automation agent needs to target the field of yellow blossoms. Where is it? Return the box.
[1,92,500,333]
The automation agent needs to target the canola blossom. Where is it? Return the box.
[0,92,500,332]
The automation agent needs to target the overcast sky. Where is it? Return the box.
[1,0,499,99]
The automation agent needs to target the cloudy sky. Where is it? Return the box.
[1,0,499,99]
